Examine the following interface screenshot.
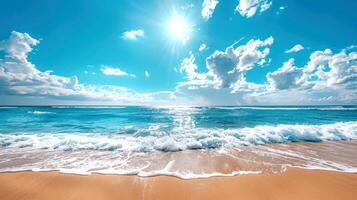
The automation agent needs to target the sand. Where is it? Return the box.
[1,168,357,200]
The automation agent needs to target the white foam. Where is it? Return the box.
[28,111,55,115]
[295,165,357,173]
[0,165,269,179]
[59,168,91,175]
[12,166,262,179]
[136,170,261,179]
[1,121,357,178]
[0,144,356,179]
[91,159,262,179]
[1,121,356,151]
[32,168,56,172]
[0,161,262,179]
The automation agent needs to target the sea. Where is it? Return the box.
[0,105,356,178]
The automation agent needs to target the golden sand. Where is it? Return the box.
[1,168,357,200]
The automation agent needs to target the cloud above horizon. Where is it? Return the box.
[285,44,304,53]
[176,37,357,105]
[0,31,356,106]
[100,65,135,77]
[199,43,208,52]
[122,29,144,40]
[178,37,273,92]
[201,0,219,21]
[0,31,174,105]
[235,0,272,18]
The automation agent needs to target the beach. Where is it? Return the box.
[1,141,357,200]
[1,167,357,200]
[1,106,357,199]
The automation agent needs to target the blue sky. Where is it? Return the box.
[0,0,356,105]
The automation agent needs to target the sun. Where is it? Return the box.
[166,14,192,45]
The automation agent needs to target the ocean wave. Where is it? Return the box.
[0,144,356,179]
[28,111,55,115]
[214,106,357,111]
[0,107,18,109]
[0,121,356,152]
[51,106,125,109]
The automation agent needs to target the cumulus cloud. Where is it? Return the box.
[122,29,144,40]
[100,65,135,77]
[285,44,304,53]
[264,48,357,103]
[266,59,306,90]
[178,52,212,90]
[201,0,219,21]
[306,49,357,90]
[235,0,272,18]
[177,37,273,94]
[1,31,356,106]
[0,31,80,97]
[206,37,273,89]
[199,43,208,52]
[177,37,356,105]
[0,31,173,105]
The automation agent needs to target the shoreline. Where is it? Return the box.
[1,165,357,179]
[1,167,357,200]
[1,140,357,179]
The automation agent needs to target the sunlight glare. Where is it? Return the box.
[166,15,191,45]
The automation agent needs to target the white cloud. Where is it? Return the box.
[1,31,356,106]
[0,31,80,97]
[199,43,208,52]
[206,36,273,89]
[201,0,219,21]
[145,71,150,77]
[269,48,357,91]
[100,65,129,76]
[235,0,272,18]
[179,53,209,84]
[177,37,273,94]
[122,29,144,40]
[306,49,357,89]
[266,59,306,90]
[0,31,174,105]
[285,44,304,53]
[177,37,357,105]
[276,6,286,15]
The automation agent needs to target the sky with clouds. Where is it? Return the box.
[0,0,356,106]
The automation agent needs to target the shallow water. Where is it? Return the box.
[0,106,356,178]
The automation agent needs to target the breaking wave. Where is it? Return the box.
[28,111,55,115]
[1,121,356,152]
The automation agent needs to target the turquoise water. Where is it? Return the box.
[0,105,357,177]
[0,105,356,151]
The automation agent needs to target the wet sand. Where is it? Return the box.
[1,141,357,199]
[2,140,357,178]
[1,167,357,200]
